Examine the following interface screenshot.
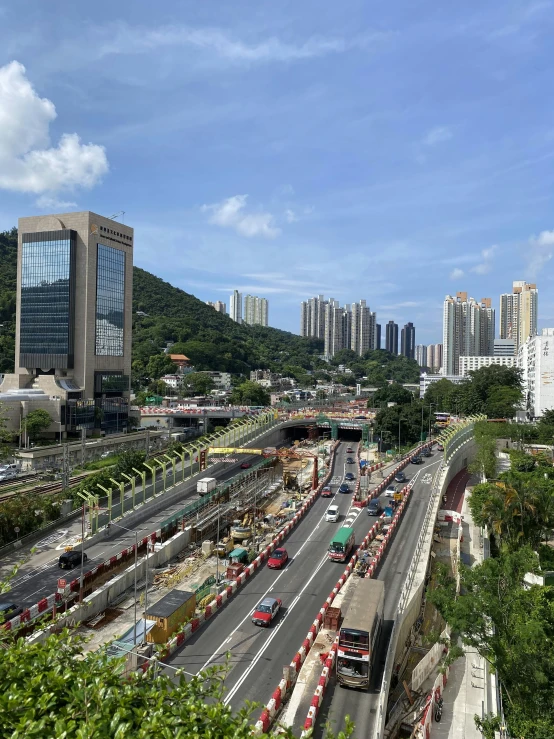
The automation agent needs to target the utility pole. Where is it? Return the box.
[81,427,86,466]
[61,443,70,490]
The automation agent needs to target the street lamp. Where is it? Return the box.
[107,522,147,646]
[428,403,435,441]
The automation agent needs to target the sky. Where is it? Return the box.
[0,0,554,345]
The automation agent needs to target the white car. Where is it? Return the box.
[385,485,396,498]
[326,505,340,522]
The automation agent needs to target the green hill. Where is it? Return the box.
[0,229,323,381]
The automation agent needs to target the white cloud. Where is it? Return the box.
[0,61,108,194]
[471,244,497,274]
[285,208,298,223]
[36,195,78,210]
[202,194,280,239]
[450,268,465,279]
[527,229,554,277]
[423,126,454,146]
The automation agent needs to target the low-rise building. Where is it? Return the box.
[459,355,517,376]
[419,372,466,398]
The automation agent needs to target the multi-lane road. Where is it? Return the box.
[163,442,441,727]
[0,449,268,609]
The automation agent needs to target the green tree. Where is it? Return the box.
[373,383,414,406]
[114,450,147,478]
[146,353,176,380]
[23,409,52,441]
[486,386,521,419]
[183,372,215,396]
[315,389,327,400]
[230,381,270,406]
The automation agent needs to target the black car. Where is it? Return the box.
[395,471,406,483]
[411,456,423,465]
[0,602,23,620]
[58,550,88,569]
[422,448,432,457]
[339,483,351,494]
[367,500,382,516]
[346,457,355,464]
[345,472,355,481]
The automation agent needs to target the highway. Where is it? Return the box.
[0,446,272,610]
[312,453,442,738]
[163,443,439,720]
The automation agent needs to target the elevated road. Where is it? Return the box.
[162,444,441,722]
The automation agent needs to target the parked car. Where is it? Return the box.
[321,485,333,497]
[339,483,350,494]
[326,505,340,522]
[367,500,383,516]
[395,471,406,483]
[346,457,355,464]
[0,602,23,620]
[345,472,355,481]
[385,485,396,497]
[267,548,289,569]
[240,462,252,469]
[252,596,282,626]
[58,550,88,569]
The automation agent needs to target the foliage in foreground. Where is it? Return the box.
[429,548,554,739]
[0,631,353,739]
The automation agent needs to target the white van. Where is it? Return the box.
[326,505,339,522]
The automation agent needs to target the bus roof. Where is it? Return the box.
[341,579,384,633]
[330,527,354,545]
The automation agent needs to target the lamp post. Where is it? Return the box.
[428,403,435,442]
[108,521,140,645]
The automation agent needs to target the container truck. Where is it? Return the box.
[197,477,217,496]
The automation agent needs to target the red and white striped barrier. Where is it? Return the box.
[301,637,339,735]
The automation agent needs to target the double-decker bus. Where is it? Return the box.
[337,579,384,689]
[434,412,451,428]
[328,527,355,562]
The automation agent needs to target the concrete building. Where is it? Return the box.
[0,211,133,436]
[301,295,378,358]
[206,300,227,314]
[518,329,554,418]
[415,345,427,368]
[324,299,344,359]
[375,323,381,350]
[401,322,416,360]
[426,344,443,373]
[459,355,517,376]
[300,295,326,339]
[494,338,516,356]
[442,293,495,375]
[500,281,538,352]
[243,295,268,327]
[229,290,242,324]
[385,321,398,355]
[419,372,466,398]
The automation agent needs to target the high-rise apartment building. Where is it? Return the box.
[300,295,326,339]
[494,339,515,357]
[401,322,416,359]
[375,323,381,350]
[415,344,427,368]
[301,295,378,358]
[500,281,538,352]
[442,293,495,375]
[0,211,133,434]
[518,329,554,418]
[385,321,399,355]
[206,300,227,314]
[229,290,242,324]
[351,300,377,356]
[324,299,344,358]
[244,295,268,327]
[426,344,443,373]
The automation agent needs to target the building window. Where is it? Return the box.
[20,230,76,367]
[94,372,129,394]
[95,244,125,356]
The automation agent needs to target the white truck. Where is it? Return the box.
[197,477,217,496]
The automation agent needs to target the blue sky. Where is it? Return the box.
[1,0,554,344]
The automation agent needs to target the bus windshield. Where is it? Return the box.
[337,658,369,678]
[329,542,345,553]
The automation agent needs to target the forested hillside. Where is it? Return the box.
[0,228,17,373]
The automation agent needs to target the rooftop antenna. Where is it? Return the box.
[109,211,125,223]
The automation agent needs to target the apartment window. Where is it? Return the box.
[20,230,76,367]
[95,244,125,356]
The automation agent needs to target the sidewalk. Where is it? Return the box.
[430,493,487,739]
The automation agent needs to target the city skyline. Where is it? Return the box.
[0,3,553,343]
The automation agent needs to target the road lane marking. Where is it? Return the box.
[223,552,330,705]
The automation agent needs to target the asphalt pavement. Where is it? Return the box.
[163,442,410,715]
[0,449,268,609]
[312,452,442,738]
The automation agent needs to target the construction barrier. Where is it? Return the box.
[254,467,419,735]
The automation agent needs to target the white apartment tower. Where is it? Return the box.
[443,293,495,375]
[518,329,554,418]
[324,299,344,358]
[300,295,326,339]
[351,300,377,356]
[244,295,269,327]
[415,344,427,367]
[426,344,443,373]
[229,290,242,324]
[500,281,538,352]
[206,300,227,314]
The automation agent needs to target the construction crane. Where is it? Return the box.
[204,446,320,490]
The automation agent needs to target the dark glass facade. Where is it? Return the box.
[95,244,125,356]
[19,230,76,369]
[94,372,130,394]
